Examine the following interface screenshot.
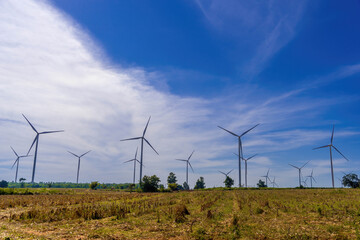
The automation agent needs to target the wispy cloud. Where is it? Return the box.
[195,0,307,80]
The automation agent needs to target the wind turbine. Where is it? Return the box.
[306,170,316,188]
[301,178,308,187]
[23,114,64,183]
[218,169,234,178]
[68,150,91,184]
[238,153,257,188]
[10,146,31,183]
[121,116,159,183]
[218,124,259,187]
[176,150,195,187]
[261,169,271,187]
[313,125,349,188]
[124,147,142,184]
[289,161,310,187]
[270,176,279,188]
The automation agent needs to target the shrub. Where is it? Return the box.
[224,176,234,188]
[141,175,160,192]
[90,181,99,190]
[194,177,205,189]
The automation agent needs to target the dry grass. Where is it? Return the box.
[1,188,360,239]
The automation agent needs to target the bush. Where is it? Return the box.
[0,180,8,188]
[90,181,99,190]
[257,180,267,188]
[167,172,177,184]
[224,176,234,188]
[183,182,189,190]
[194,177,205,189]
[168,183,178,191]
[342,173,360,188]
[141,175,160,192]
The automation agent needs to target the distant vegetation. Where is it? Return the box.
[5,181,136,190]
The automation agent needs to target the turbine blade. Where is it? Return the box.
[300,160,310,169]
[10,146,18,157]
[124,159,135,163]
[332,145,349,161]
[20,155,32,158]
[233,152,239,157]
[135,147,138,159]
[188,162,194,173]
[247,154,258,160]
[80,150,91,158]
[240,124,260,137]
[68,151,79,158]
[22,114,37,133]
[27,136,38,155]
[175,159,187,162]
[331,125,335,144]
[11,158,19,169]
[288,164,299,169]
[312,177,317,183]
[218,171,226,176]
[313,145,329,150]
[143,116,151,137]
[120,137,142,141]
[188,150,195,160]
[218,126,239,137]
[40,130,64,134]
[137,160,145,167]
[144,138,159,155]
[227,169,234,175]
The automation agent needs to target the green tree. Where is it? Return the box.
[194,177,205,189]
[167,172,177,184]
[168,183,178,191]
[224,176,234,188]
[0,180,8,188]
[19,178,26,188]
[342,173,360,188]
[90,181,99,190]
[257,179,267,188]
[141,175,161,192]
[183,182,189,190]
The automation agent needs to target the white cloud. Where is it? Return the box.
[195,0,307,80]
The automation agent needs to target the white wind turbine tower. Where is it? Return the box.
[313,125,349,188]
[10,147,31,183]
[289,161,310,188]
[121,117,159,183]
[306,170,316,188]
[175,150,195,188]
[218,124,259,187]
[23,114,64,183]
[261,169,271,187]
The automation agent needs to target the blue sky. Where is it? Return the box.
[0,0,359,187]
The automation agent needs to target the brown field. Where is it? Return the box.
[1,188,360,239]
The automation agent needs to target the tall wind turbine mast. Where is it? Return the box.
[124,147,142,184]
[306,170,316,188]
[218,124,259,187]
[313,125,349,188]
[261,169,271,187]
[238,153,257,188]
[68,150,91,184]
[289,161,310,187]
[121,117,159,183]
[176,150,195,187]
[10,146,30,183]
[23,114,64,183]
